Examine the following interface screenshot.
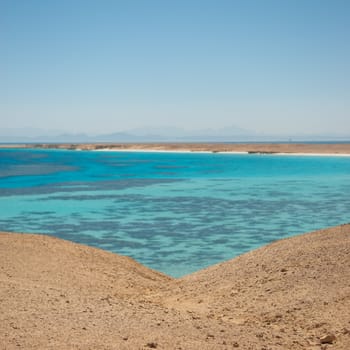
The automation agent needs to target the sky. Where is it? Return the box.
[1,0,350,136]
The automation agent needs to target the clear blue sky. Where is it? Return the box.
[1,0,349,135]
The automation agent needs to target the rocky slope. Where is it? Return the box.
[1,224,350,349]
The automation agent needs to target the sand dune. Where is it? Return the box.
[1,225,350,349]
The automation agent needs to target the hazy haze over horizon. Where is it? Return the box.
[1,0,349,137]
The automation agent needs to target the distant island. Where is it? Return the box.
[2,142,350,155]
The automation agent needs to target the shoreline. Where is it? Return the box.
[93,148,350,157]
[2,142,350,156]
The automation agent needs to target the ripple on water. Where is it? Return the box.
[0,149,350,276]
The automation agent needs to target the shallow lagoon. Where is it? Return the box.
[0,148,349,277]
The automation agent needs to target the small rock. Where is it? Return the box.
[146,342,158,348]
[342,328,350,335]
[314,322,325,328]
[233,341,239,347]
[280,268,287,272]
[320,334,336,344]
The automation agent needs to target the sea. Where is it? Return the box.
[0,148,349,277]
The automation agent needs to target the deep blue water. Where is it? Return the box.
[0,148,349,277]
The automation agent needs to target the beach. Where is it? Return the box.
[1,224,350,349]
[2,142,350,155]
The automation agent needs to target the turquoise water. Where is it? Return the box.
[0,148,349,277]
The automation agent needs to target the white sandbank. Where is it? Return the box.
[92,148,350,157]
[93,148,214,154]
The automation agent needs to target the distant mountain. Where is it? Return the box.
[0,131,91,143]
[0,127,349,143]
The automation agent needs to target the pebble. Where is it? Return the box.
[320,334,336,344]
[342,328,350,335]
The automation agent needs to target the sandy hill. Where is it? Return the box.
[1,225,350,349]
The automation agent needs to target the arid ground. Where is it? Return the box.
[1,224,350,349]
